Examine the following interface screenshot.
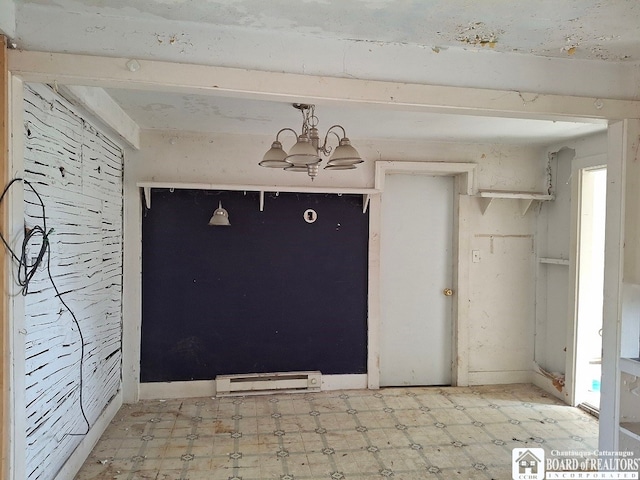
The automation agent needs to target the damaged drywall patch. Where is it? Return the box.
[155,32,193,53]
[561,35,580,56]
[590,40,631,61]
[456,22,502,47]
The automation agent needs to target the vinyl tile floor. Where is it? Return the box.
[75,383,598,480]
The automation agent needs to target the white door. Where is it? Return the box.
[379,173,454,386]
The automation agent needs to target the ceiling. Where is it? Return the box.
[13,0,640,62]
[104,88,606,145]
[8,0,639,144]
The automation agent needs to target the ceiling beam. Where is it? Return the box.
[7,50,640,123]
[58,85,140,150]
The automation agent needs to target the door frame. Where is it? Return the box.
[566,154,607,406]
[1,35,8,480]
[368,161,476,389]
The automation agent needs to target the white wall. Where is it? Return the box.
[22,83,123,480]
[123,129,547,399]
[467,204,537,384]
[467,147,544,384]
[536,147,573,375]
[534,131,608,401]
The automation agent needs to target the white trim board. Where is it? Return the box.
[139,375,369,400]
[58,85,140,150]
[598,121,629,452]
[374,161,476,195]
[8,73,26,480]
[467,370,532,385]
[321,374,368,391]
[532,370,567,403]
[8,51,637,122]
[139,380,216,400]
[53,390,123,480]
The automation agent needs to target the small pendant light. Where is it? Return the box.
[208,201,230,226]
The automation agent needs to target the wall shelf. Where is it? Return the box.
[137,181,379,213]
[539,257,570,266]
[476,190,554,215]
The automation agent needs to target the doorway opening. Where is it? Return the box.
[574,166,607,411]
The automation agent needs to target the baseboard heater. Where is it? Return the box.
[215,371,322,396]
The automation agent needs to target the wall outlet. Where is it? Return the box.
[472,250,481,263]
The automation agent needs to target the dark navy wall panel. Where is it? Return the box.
[141,189,369,382]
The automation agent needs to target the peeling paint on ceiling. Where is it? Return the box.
[5,0,632,144]
[14,0,640,62]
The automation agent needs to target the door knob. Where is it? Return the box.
[443,288,453,296]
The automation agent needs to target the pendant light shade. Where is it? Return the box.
[258,140,290,168]
[285,135,321,166]
[208,201,230,226]
[324,164,357,171]
[325,137,363,167]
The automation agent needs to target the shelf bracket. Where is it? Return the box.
[143,186,151,209]
[478,197,493,215]
[363,194,371,213]
[520,199,535,216]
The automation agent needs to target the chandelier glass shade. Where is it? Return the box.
[258,104,363,180]
[259,140,289,167]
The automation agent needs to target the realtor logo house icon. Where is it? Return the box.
[512,448,545,480]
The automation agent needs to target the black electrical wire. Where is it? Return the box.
[0,178,90,438]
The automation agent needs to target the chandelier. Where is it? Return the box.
[258,104,363,180]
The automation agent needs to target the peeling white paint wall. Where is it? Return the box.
[23,83,123,480]
[0,0,16,38]
[467,148,543,385]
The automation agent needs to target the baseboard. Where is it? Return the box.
[531,370,568,403]
[139,380,216,400]
[467,370,532,385]
[321,374,368,391]
[53,389,123,480]
[138,374,368,400]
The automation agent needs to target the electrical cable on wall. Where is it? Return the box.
[0,177,91,439]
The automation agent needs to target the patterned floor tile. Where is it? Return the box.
[75,384,599,480]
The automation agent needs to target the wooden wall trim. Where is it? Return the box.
[1,34,9,480]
